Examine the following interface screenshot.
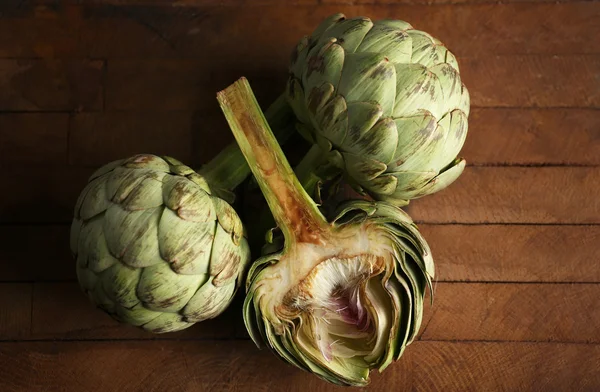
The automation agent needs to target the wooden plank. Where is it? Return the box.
[0,284,31,340]
[407,341,600,392]
[26,282,600,342]
[69,112,194,166]
[105,59,284,111]
[462,55,599,108]
[322,0,579,3]
[10,0,583,5]
[0,341,597,391]
[105,55,599,111]
[0,226,73,282]
[0,4,596,58]
[407,167,600,224]
[0,114,68,165]
[0,167,93,223]
[420,283,600,342]
[5,224,597,283]
[68,110,250,168]
[0,109,596,171]
[30,282,238,340]
[0,60,103,112]
[464,109,600,165]
[0,339,409,391]
[0,4,83,57]
[420,224,600,282]
[86,0,319,6]
[41,108,600,167]
[78,3,599,58]
[105,59,208,111]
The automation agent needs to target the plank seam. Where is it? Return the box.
[432,281,600,285]
[74,1,600,7]
[0,106,597,113]
[417,339,600,345]
[4,280,600,284]
[466,164,600,168]
[1,222,599,226]
[29,284,34,339]
[0,337,245,343]
[0,338,598,345]
[412,222,600,226]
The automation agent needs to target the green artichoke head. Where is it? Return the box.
[244,201,433,386]
[70,154,251,333]
[286,14,470,205]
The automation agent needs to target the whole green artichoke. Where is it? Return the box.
[219,79,433,386]
[70,154,251,333]
[286,14,470,205]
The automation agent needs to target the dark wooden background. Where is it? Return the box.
[0,0,599,391]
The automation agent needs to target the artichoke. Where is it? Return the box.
[286,14,470,205]
[70,154,251,333]
[218,78,434,386]
[70,97,294,333]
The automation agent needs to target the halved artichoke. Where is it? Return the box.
[219,78,434,386]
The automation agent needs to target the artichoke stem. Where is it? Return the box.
[218,78,328,246]
[294,144,326,197]
[198,93,295,192]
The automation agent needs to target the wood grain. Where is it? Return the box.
[407,341,600,392]
[31,282,238,340]
[0,60,103,111]
[7,281,594,342]
[3,4,593,58]
[5,166,599,230]
[4,224,597,283]
[407,167,600,224]
[103,55,600,112]
[82,0,585,5]
[0,225,73,282]
[462,55,600,108]
[0,284,31,340]
[105,60,211,111]
[0,340,380,392]
[34,108,599,167]
[69,112,194,166]
[0,282,239,340]
[463,109,600,165]
[420,224,600,282]
[0,114,68,165]
[105,59,285,112]
[0,0,598,390]
[420,283,600,342]
[0,4,82,57]
[0,167,93,223]
[36,0,587,5]
[322,0,590,3]
[0,341,597,391]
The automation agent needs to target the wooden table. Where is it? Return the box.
[1,1,598,391]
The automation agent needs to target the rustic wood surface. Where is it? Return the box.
[0,1,599,391]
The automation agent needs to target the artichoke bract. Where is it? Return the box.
[286,14,470,205]
[218,78,434,386]
[70,154,251,333]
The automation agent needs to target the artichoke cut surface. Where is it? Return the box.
[244,201,433,386]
